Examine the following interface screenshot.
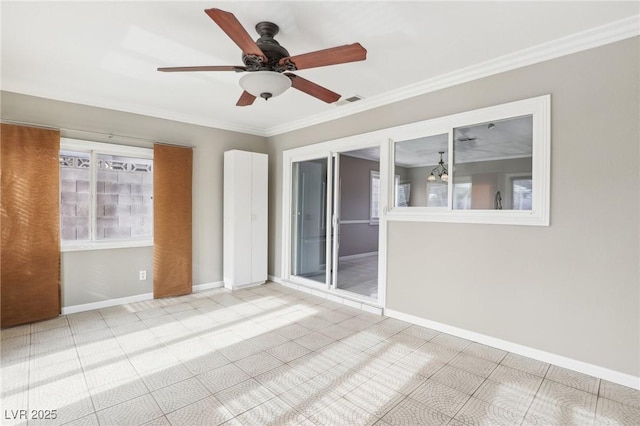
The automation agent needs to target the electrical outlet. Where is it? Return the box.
[139,270,147,280]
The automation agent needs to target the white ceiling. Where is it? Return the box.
[2,2,638,137]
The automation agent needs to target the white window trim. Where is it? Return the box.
[387,95,550,226]
[60,138,154,251]
[60,240,153,252]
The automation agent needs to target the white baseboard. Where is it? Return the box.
[193,281,224,292]
[385,308,640,390]
[63,281,225,314]
[62,292,154,315]
[224,280,265,291]
[339,251,378,261]
[268,275,286,285]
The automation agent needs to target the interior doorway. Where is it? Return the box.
[289,146,381,301]
[333,148,380,299]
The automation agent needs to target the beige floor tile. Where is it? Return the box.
[234,352,283,377]
[399,324,440,342]
[96,394,163,426]
[309,397,379,426]
[500,352,549,377]
[287,352,338,379]
[140,364,193,392]
[294,331,336,351]
[524,380,597,426]
[381,396,451,426]
[473,378,536,417]
[598,380,640,408]
[429,365,485,395]
[449,352,499,378]
[454,397,524,426]
[278,382,342,418]
[345,379,410,417]
[546,364,600,394]
[151,377,210,414]
[369,362,429,395]
[254,365,308,395]
[89,376,149,411]
[430,334,471,351]
[409,380,471,418]
[266,341,311,363]
[463,342,507,364]
[595,397,640,425]
[165,395,233,426]
[234,396,308,426]
[197,363,250,394]
[214,378,276,416]
[62,413,100,426]
[488,364,544,394]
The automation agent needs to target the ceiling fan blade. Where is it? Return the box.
[204,8,266,61]
[285,73,340,103]
[236,91,256,107]
[158,66,246,72]
[279,43,367,70]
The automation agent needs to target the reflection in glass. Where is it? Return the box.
[291,158,328,283]
[394,133,448,207]
[453,115,533,210]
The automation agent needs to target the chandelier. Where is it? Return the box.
[427,151,448,182]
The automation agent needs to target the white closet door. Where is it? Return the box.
[233,151,253,286]
[251,153,268,282]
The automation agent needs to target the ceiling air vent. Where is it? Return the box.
[336,95,364,106]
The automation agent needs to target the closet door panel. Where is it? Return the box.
[251,153,268,283]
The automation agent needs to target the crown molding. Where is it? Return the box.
[1,83,270,137]
[264,14,640,137]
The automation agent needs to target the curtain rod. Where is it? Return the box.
[1,119,195,148]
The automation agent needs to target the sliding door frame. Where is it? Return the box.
[281,134,389,308]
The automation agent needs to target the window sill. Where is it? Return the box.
[61,239,153,252]
[386,208,548,226]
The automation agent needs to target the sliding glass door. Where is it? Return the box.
[333,148,380,299]
[288,148,382,302]
[291,158,329,284]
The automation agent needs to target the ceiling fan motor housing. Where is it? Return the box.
[242,22,294,72]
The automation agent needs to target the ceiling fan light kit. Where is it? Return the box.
[240,71,291,100]
[158,8,367,107]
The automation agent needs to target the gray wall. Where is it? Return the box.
[61,248,153,306]
[266,38,639,376]
[1,91,267,306]
[339,155,379,257]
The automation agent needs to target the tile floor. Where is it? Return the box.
[336,255,378,299]
[301,254,379,299]
[1,283,639,426]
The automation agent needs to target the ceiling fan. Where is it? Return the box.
[158,8,367,106]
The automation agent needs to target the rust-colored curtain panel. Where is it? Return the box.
[153,144,193,298]
[1,124,61,328]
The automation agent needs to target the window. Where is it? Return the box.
[371,171,401,224]
[394,133,448,208]
[453,115,532,210]
[511,176,533,210]
[60,139,153,250]
[388,95,550,226]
